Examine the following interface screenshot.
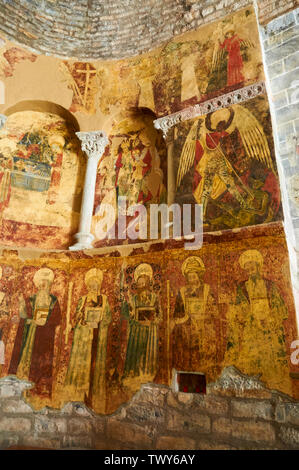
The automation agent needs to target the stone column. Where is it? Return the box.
[69,130,108,251]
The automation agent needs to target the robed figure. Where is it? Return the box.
[64,268,111,413]
[224,250,292,395]
[171,256,218,380]
[9,268,61,398]
[122,263,162,383]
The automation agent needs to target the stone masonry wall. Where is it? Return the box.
[0,368,298,450]
[260,7,299,323]
[0,0,296,60]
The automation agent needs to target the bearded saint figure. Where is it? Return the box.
[122,263,162,382]
[171,256,218,379]
[9,268,61,398]
[224,249,292,395]
[64,268,111,413]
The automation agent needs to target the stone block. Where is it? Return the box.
[166,408,211,434]
[272,90,288,109]
[231,419,276,443]
[2,399,32,414]
[21,436,61,450]
[177,392,193,405]
[93,418,106,434]
[0,434,19,449]
[156,435,196,450]
[68,418,93,435]
[133,384,168,407]
[34,416,67,434]
[275,103,299,125]
[197,439,236,450]
[264,11,295,36]
[231,400,273,420]
[266,37,299,66]
[275,403,299,425]
[285,50,299,72]
[62,435,93,449]
[106,419,153,448]
[125,403,165,424]
[0,417,32,433]
[279,425,299,448]
[194,395,229,415]
[277,121,296,142]
[268,60,284,79]
[212,417,232,436]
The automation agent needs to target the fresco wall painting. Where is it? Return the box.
[0,5,296,418]
[0,225,297,415]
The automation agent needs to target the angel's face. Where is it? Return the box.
[250,178,264,189]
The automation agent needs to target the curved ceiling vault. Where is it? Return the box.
[0,0,198,60]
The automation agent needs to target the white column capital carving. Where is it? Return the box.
[76,131,109,161]
[69,130,109,251]
[154,81,266,137]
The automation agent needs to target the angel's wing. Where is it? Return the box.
[231,104,274,171]
[176,119,203,190]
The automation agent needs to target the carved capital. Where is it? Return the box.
[154,113,182,140]
[154,81,266,137]
[76,130,108,161]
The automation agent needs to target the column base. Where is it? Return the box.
[69,232,95,251]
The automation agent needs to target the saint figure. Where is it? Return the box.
[9,268,61,398]
[171,256,218,378]
[64,268,111,413]
[122,263,162,380]
[224,249,292,395]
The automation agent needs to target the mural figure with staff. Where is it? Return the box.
[121,263,162,388]
[171,256,218,380]
[64,268,111,413]
[9,268,61,399]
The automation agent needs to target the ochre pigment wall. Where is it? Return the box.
[0,2,297,451]
[0,223,298,420]
[0,5,282,250]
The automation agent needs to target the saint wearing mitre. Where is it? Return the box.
[224,249,292,395]
[122,263,162,381]
[9,268,61,398]
[171,256,218,378]
[64,268,111,413]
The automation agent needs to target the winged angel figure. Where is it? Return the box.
[176,105,276,226]
[206,22,255,93]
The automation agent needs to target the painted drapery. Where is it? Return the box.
[0,224,297,414]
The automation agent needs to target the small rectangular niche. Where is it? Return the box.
[174,371,206,394]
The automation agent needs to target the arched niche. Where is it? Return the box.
[4,100,79,133]
[91,108,167,247]
[0,102,85,250]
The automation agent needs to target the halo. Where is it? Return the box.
[182,256,205,276]
[33,268,54,287]
[239,250,264,270]
[84,268,103,287]
[133,263,153,282]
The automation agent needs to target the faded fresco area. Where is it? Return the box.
[0,111,85,249]
[174,94,282,231]
[0,225,297,414]
[0,7,264,127]
[91,112,167,247]
[91,6,264,117]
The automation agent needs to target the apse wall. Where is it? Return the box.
[0,1,298,451]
